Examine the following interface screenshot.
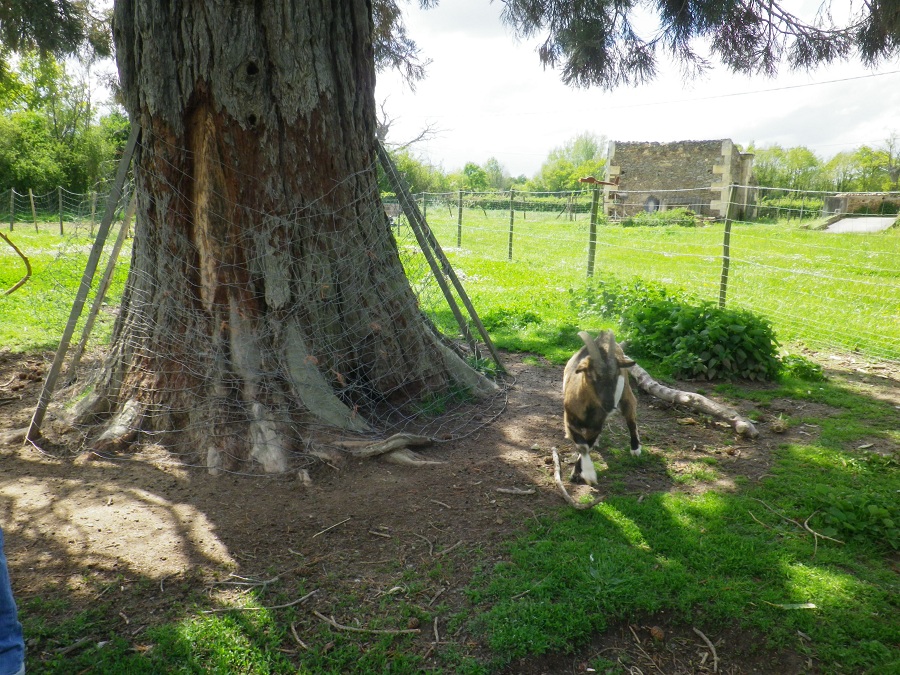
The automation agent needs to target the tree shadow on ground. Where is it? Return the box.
[0,349,897,673]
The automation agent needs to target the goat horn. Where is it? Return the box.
[577,331,605,372]
[604,331,618,372]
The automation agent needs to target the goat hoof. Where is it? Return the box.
[631,447,642,457]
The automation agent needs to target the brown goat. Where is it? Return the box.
[562,330,641,484]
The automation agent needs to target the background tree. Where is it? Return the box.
[531,132,607,191]
[377,148,449,194]
[483,157,510,191]
[462,161,490,191]
[882,131,899,191]
[0,53,127,191]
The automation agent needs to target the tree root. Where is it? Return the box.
[93,399,143,453]
[628,363,759,438]
[333,433,444,466]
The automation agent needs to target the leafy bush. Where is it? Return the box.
[757,196,824,220]
[479,307,543,331]
[621,299,781,380]
[815,486,899,551]
[568,276,691,321]
[621,207,699,228]
[781,354,827,381]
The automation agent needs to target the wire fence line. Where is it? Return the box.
[1,183,133,236]
[4,181,898,364]
[395,184,899,363]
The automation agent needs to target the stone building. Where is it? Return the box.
[603,139,756,220]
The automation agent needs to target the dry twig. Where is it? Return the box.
[692,627,719,673]
[413,533,434,557]
[312,517,351,539]
[202,589,319,613]
[427,587,445,606]
[313,610,421,635]
[290,622,308,650]
[628,625,665,675]
[749,498,804,530]
[434,540,463,557]
[803,510,845,552]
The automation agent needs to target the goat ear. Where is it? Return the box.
[575,357,592,373]
[617,357,636,368]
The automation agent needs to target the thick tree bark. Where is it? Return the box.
[76,0,487,472]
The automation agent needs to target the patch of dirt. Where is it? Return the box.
[0,348,897,672]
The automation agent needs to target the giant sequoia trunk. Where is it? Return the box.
[76,0,486,472]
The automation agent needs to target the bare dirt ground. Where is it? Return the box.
[1,348,898,673]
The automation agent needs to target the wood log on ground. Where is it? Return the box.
[628,363,759,438]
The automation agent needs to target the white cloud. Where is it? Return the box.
[375,1,900,177]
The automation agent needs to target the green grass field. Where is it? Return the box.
[400,207,900,364]
[0,223,130,352]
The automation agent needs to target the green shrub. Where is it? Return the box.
[757,196,824,220]
[621,207,699,228]
[781,354,827,381]
[814,485,899,551]
[621,299,781,380]
[568,276,691,320]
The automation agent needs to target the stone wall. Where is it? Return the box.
[604,139,755,219]
[823,193,900,215]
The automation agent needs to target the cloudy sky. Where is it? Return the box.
[374,1,900,178]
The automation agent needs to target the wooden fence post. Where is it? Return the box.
[9,188,14,231]
[29,189,38,232]
[90,191,97,236]
[456,190,463,247]
[587,187,600,277]
[507,189,514,261]
[27,125,141,443]
[58,186,64,235]
[718,184,736,308]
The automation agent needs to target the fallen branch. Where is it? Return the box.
[692,627,719,673]
[628,363,758,438]
[551,447,604,510]
[313,610,421,635]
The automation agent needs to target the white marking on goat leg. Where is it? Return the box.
[580,452,598,484]
[631,444,642,457]
[613,375,625,408]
